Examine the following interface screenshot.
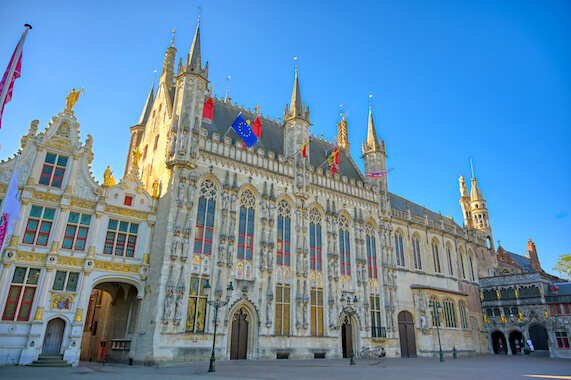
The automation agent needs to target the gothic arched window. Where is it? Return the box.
[432,238,441,273]
[309,208,322,271]
[459,246,466,279]
[446,243,454,276]
[237,190,256,261]
[412,234,421,270]
[276,200,291,266]
[395,230,405,267]
[339,215,351,275]
[193,179,217,255]
[366,221,377,278]
[443,299,457,328]
[459,301,468,329]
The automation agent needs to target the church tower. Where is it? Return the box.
[459,169,494,250]
[283,69,310,159]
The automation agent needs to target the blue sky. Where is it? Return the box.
[1,0,569,275]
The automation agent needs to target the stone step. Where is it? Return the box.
[27,354,71,367]
[529,350,550,357]
[27,361,72,367]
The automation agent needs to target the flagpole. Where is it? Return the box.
[0,24,32,109]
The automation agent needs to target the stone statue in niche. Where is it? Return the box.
[171,237,179,256]
[227,244,234,263]
[163,293,174,321]
[174,294,184,320]
[222,191,229,210]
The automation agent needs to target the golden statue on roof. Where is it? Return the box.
[132,147,142,168]
[103,166,115,186]
[66,87,85,110]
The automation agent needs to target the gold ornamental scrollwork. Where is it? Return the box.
[70,198,97,210]
[15,252,47,264]
[104,205,148,221]
[46,140,73,153]
[93,260,140,274]
[74,308,83,322]
[0,184,7,194]
[57,257,85,268]
[34,307,44,320]
[32,190,62,204]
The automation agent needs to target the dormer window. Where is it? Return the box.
[39,153,68,188]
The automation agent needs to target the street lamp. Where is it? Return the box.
[341,295,359,365]
[204,280,233,372]
[428,300,444,362]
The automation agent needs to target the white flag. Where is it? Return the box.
[0,164,20,245]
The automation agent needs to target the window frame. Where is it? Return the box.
[277,209,291,267]
[22,205,56,246]
[310,287,323,336]
[39,152,68,188]
[103,219,139,257]
[2,267,40,321]
[395,231,405,267]
[185,277,208,333]
[275,284,290,336]
[61,212,91,251]
[194,196,216,256]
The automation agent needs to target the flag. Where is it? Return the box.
[328,147,339,166]
[366,168,394,177]
[0,164,21,249]
[330,162,338,177]
[232,113,258,148]
[301,141,310,158]
[243,117,262,149]
[0,25,31,130]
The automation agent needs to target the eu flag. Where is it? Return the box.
[231,113,258,148]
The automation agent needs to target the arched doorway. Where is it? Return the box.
[230,308,249,360]
[470,317,480,352]
[491,331,507,354]
[509,330,524,355]
[398,311,417,358]
[529,324,548,351]
[341,315,353,358]
[42,318,65,355]
[80,281,141,362]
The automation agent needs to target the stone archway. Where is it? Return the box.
[509,330,524,355]
[491,331,507,354]
[80,281,141,362]
[529,324,548,351]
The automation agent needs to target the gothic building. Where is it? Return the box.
[0,21,497,366]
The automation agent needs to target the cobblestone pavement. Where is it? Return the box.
[1,355,570,380]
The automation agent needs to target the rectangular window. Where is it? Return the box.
[275,285,290,335]
[194,197,216,255]
[556,332,570,349]
[366,235,377,279]
[124,196,133,206]
[459,302,469,329]
[143,145,148,159]
[2,267,40,321]
[186,277,208,332]
[310,288,323,336]
[62,212,91,250]
[564,304,571,315]
[154,135,159,150]
[52,271,80,291]
[550,304,562,316]
[370,295,385,337]
[277,214,291,266]
[309,222,322,271]
[22,206,56,246]
[103,219,139,257]
[39,153,68,188]
[237,207,254,261]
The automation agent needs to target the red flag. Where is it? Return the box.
[252,117,262,138]
[0,49,22,129]
[330,163,338,177]
[0,25,31,130]
[328,147,339,166]
[301,141,310,158]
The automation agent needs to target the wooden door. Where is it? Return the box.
[42,318,65,355]
[341,316,352,358]
[398,311,417,358]
[230,309,248,359]
[529,324,548,351]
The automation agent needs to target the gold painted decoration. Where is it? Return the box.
[46,140,73,153]
[15,252,47,264]
[132,147,142,168]
[32,190,62,204]
[103,166,116,186]
[57,257,85,267]
[34,307,44,320]
[66,87,84,110]
[93,260,140,274]
[104,205,148,220]
[70,198,96,210]
[143,254,149,264]
[74,308,83,322]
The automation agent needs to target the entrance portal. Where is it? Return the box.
[42,318,65,355]
[341,315,353,358]
[230,309,248,359]
[491,331,507,354]
[398,311,417,358]
[529,324,548,351]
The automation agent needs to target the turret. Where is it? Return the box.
[337,105,350,155]
[527,239,543,272]
[458,174,472,229]
[361,106,387,184]
[283,69,310,158]
[125,85,154,175]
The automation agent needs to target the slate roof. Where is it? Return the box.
[389,192,462,227]
[203,98,364,182]
[504,250,533,272]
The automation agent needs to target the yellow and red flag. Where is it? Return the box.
[301,141,310,158]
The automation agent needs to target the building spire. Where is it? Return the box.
[137,84,155,126]
[362,101,384,154]
[283,59,309,123]
[186,20,202,73]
